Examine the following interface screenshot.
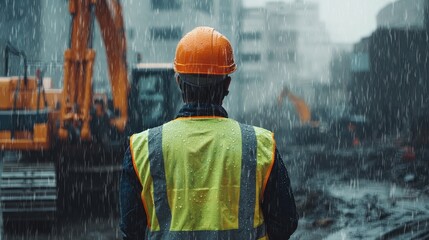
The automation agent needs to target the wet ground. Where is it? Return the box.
[0,155,122,240]
[1,138,429,239]
[286,140,429,239]
[1,217,120,240]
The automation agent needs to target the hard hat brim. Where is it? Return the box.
[174,62,237,75]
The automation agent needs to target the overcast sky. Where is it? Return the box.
[243,0,395,43]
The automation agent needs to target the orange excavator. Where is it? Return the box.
[58,0,128,142]
[0,0,179,222]
[277,86,318,126]
[277,86,323,144]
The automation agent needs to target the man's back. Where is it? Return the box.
[130,116,274,238]
[120,26,298,240]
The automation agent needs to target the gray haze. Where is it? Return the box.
[244,0,394,43]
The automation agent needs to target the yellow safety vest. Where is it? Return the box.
[130,117,276,239]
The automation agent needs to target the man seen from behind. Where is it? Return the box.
[120,26,298,240]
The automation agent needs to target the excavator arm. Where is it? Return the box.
[59,0,128,141]
[0,0,129,224]
[278,86,311,123]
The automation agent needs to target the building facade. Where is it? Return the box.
[234,7,268,114]
[237,1,332,113]
[377,0,428,30]
[347,0,429,134]
[124,0,241,64]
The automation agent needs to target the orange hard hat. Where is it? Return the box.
[174,26,237,75]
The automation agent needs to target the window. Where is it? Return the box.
[274,31,298,44]
[268,51,296,63]
[286,51,297,62]
[351,52,370,72]
[240,32,262,41]
[240,53,261,62]
[151,0,181,10]
[138,75,162,93]
[194,0,212,14]
[267,51,274,61]
[138,74,165,125]
[128,28,135,40]
[150,27,182,40]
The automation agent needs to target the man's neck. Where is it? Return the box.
[176,103,228,118]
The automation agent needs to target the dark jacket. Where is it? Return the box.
[120,103,298,239]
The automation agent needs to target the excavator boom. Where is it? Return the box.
[0,0,130,224]
[59,0,128,141]
[278,86,311,123]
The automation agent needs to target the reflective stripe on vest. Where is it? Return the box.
[130,118,275,240]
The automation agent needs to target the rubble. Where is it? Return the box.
[285,137,429,239]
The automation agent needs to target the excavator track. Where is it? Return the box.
[1,153,57,222]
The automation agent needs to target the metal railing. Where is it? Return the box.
[27,61,64,89]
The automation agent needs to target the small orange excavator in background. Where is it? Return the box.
[0,0,180,223]
[277,86,370,146]
[277,86,323,144]
[277,86,319,126]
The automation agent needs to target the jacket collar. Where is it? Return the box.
[176,103,228,118]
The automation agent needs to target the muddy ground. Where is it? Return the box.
[1,138,429,239]
[286,139,429,239]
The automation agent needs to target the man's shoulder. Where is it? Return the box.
[131,124,165,139]
[237,122,273,133]
[131,129,148,139]
[130,127,152,144]
[236,122,274,141]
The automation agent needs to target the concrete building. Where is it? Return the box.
[290,1,331,86]
[124,0,241,64]
[377,0,428,30]
[238,7,267,80]
[265,2,300,87]
[321,44,352,116]
[216,0,242,54]
[237,1,332,113]
[348,0,429,133]
[235,8,268,114]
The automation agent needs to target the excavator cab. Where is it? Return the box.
[128,63,181,133]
